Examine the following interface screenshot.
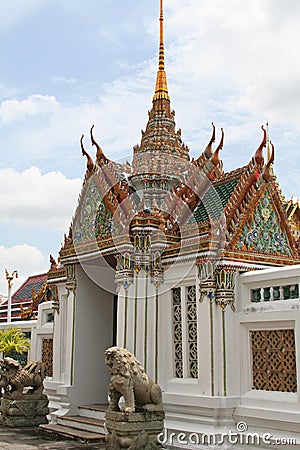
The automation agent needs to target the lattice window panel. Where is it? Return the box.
[172,288,183,378]
[186,285,198,379]
[42,338,54,378]
[251,329,297,392]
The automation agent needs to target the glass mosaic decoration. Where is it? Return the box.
[237,190,291,255]
[74,178,114,243]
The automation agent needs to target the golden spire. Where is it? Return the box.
[153,0,170,101]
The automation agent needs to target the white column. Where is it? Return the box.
[7,285,12,324]
[64,288,76,386]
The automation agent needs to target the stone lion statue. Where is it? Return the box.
[105,347,163,413]
[0,357,45,399]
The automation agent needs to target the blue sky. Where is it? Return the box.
[1,0,300,294]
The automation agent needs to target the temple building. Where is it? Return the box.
[36,1,300,446]
[0,272,54,370]
[0,273,49,324]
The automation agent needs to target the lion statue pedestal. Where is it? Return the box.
[0,357,49,427]
[104,347,165,449]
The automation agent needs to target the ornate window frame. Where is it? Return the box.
[239,319,298,401]
[172,285,199,379]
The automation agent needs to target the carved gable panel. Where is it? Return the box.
[73,178,113,244]
[236,190,292,256]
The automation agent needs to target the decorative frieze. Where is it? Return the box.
[215,268,237,311]
[65,264,76,294]
[151,252,164,287]
[198,261,216,303]
[115,253,134,289]
[198,262,236,310]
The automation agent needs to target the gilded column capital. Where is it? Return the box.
[215,267,237,311]
[65,264,76,295]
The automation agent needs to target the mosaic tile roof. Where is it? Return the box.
[192,178,239,223]
[12,274,47,303]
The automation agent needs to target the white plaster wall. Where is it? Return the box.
[160,262,214,395]
[67,264,115,409]
[30,302,54,364]
[223,306,240,397]
[235,266,300,433]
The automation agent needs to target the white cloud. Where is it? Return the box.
[52,76,77,84]
[0,0,299,198]
[0,167,81,230]
[0,244,47,295]
[164,0,300,129]
[1,0,299,171]
[0,88,149,167]
[0,94,60,124]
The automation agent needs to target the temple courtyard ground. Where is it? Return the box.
[0,426,106,450]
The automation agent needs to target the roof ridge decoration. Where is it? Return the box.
[20,282,48,320]
[153,0,170,102]
[192,123,224,179]
[81,134,95,174]
[221,127,297,259]
[204,122,215,159]
[194,123,216,166]
[90,125,109,167]
[254,125,266,165]
[224,125,268,230]
[266,121,272,162]
[211,128,224,166]
[263,141,275,182]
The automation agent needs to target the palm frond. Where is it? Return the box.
[0,328,31,356]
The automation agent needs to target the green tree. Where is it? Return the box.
[0,328,31,357]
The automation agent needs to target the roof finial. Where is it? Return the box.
[263,141,275,182]
[254,125,266,165]
[159,0,164,71]
[153,0,170,101]
[211,128,224,166]
[204,122,216,158]
[266,121,272,161]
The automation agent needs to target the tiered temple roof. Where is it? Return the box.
[57,0,300,270]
